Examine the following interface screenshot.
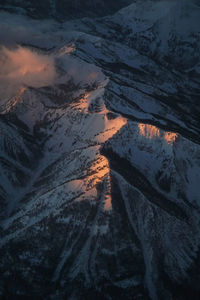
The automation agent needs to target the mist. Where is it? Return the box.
[0,46,57,101]
[0,11,61,101]
[0,11,103,102]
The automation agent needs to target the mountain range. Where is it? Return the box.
[0,1,200,299]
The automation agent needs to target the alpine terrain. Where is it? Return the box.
[0,0,200,299]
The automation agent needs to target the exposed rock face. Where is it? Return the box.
[0,1,200,299]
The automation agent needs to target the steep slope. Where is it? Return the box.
[0,1,200,299]
[0,112,40,219]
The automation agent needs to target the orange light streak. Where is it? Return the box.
[138,123,178,144]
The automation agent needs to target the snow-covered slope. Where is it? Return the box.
[111,0,200,70]
[0,1,200,299]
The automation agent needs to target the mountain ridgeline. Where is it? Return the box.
[0,1,200,300]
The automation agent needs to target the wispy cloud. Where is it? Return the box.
[0,46,56,100]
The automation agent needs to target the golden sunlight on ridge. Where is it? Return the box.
[75,91,127,211]
[87,152,112,211]
[0,86,27,114]
[65,151,112,211]
[138,123,178,144]
[138,124,160,139]
[11,87,27,108]
[164,132,178,144]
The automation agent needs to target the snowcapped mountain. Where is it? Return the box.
[0,1,200,299]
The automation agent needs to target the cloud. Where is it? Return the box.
[0,46,56,101]
[0,11,103,102]
[0,12,60,101]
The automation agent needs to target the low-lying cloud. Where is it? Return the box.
[0,46,56,100]
[0,11,103,102]
[0,11,59,101]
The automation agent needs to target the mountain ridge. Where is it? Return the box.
[0,1,200,299]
